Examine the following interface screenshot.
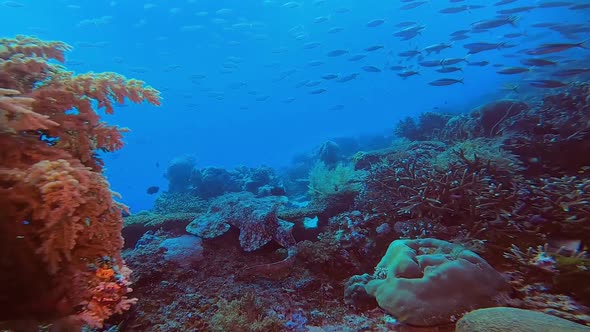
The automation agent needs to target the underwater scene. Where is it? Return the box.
[2,0,590,331]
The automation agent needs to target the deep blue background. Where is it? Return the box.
[1,0,587,211]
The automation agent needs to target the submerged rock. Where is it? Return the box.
[185,192,298,279]
[186,192,290,251]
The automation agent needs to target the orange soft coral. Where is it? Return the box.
[0,36,160,327]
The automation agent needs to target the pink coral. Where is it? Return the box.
[0,35,160,326]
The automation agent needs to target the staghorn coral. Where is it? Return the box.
[431,138,524,175]
[0,36,160,328]
[511,175,590,238]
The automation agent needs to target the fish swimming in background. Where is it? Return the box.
[495,0,517,5]
[439,5,470,14]
[440,57,469,66]
[397,70,420,78]
[468,61,490,66]
[398,49,421,57]
[423,43,452,54]
[364,45,384,52]
[337,73,359,82]
[334,7,351,13]
[471,16,518,30]
[464,42,511,54]
[366,19,385,27]
[570,3,590,9]
[537,1,574,8]
[419,60,444,67]
[502,83,519,92]
[348,54,366,61]
[146,186,159,194]
[393,25,425,40]
[520,58,557,66]
[362,66,381,72]
[527,79,568,88]
[400,1,427,10]
[504,32,525,38]
[321,73,338,80]
[525,40,588,55]
[328,27,345,33]
[327,49,348,57]
[429,78,464,86]
[496,66,530,74]
[3,1,25,7]
[309,88,327,94]
[395,21,417,27]
[497,6,536,14]
[303,42,321,49]
[313,16,329,23]
[389,65,406,71]
[282,2,301,9]
[437,66,463,73]
[551,68,590,77]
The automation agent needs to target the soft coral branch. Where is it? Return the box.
[0,35,160,327]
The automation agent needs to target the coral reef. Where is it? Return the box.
[0,35,160,328]
[116,82,590,331]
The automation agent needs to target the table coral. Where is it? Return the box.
[0,35,160,328]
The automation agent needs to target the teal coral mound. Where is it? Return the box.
[364,238,509,326]
[455,307,590,332]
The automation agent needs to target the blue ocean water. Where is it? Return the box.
[1,0,588,212]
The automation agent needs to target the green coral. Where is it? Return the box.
[123,211,200,228]
[307,161,364,198]
[210,293,283,332]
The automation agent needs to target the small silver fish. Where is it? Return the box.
[429,78,464,86]
[525,40,588,55]
[527,79,568,88]
[366,19,385,27]
[327,49,348,57]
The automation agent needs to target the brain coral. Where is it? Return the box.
[364,238,509,326]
